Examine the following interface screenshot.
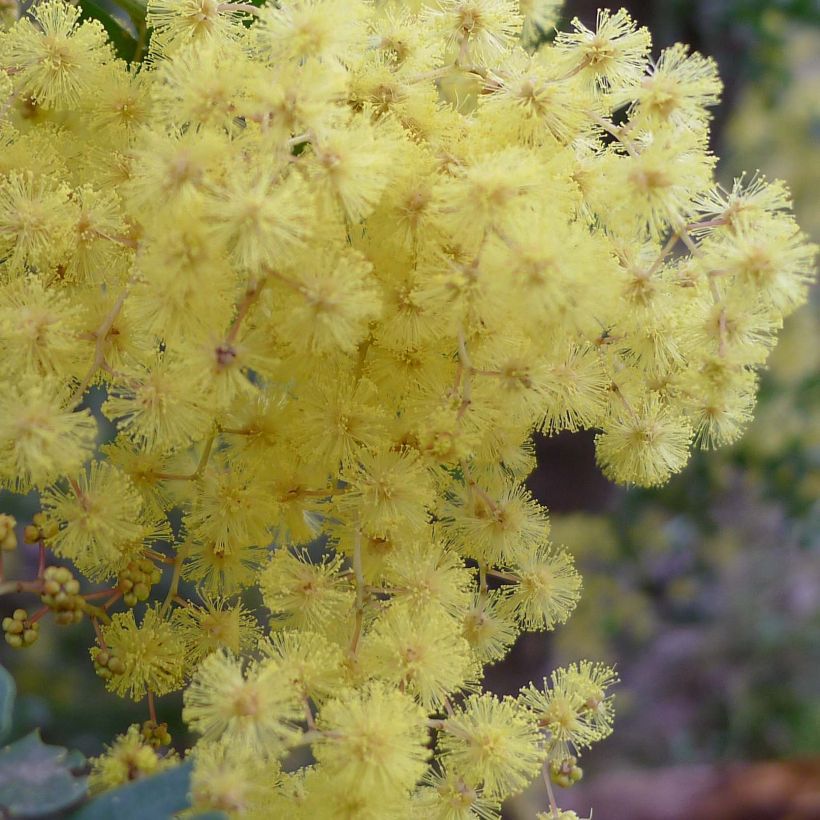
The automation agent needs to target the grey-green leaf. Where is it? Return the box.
[0,730,87,818]
[0,666,14,744]
[69,761,193,820]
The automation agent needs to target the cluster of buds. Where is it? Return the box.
[91,646,126,681]
[117,559,161,608]
[2,608,39,648]
[23,513,58,545]
[140,720,172,748]
[40,566,84,625]
[0,514,16,551]
[549,757,584,789]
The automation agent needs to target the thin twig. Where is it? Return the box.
[27,606,49,625]
[161,541,190,616]
[69,282,133,407]
[226,277,268,344]
[544,762,561,818]
[37,542,46,578]
[0,579,44,596]
[349,530,365,655]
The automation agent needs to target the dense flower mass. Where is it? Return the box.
[0,0,815,816]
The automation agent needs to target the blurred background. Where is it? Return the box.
[0,2,818,818]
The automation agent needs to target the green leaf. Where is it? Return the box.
[78,0,139,61]
[0,666,15,744]
[69,761,193,820]
[115,0,148,27]
[0,730,87,818]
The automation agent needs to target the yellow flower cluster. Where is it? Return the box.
[0,0,815,816]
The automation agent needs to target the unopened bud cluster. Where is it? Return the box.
[41,566,84,625]
[118,560,161,608]
[2,608,39,647]
[23,513,59,545]
[91,647,126,681]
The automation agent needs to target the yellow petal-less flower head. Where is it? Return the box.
[260,548,353,631]
[94,606,186,700]
[173,596,260,666]
[1,0,112,108]
[0,376,96,492]
[627,42,722,128]
[0,276,86,380]
[565,660,618,739]
[209,163,314,272]
[462,591,519,665]
[555,9,651,94]
[271,247,382,356]
[259,629,345,702]
[0,171,75,277]
[415,765,501,820]
[502,542,582,630]
[185,457,276,553]
[438,693,544,799]
[43,461,145,580]
[182,538,268,597]
[183,649,302,755]
[595,394,693,487]
[190,739,282,816]
[313,683,430,800]
[701,216,818,317]
[308,118,398,222]
[103,354,213,454]
[338,447,434,539]
[441,478,549,565]
[65,185,130,285]
[382,540,474,617]
[291,376,386,470]
[88,724,178,795]
[256,0,369,64]
[519,661,617,760]
[147,0,245,57]
[481,52,593,147]
[537,342,609,434]
[361,602,476,710]
[426,0,522,66]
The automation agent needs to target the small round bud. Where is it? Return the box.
[4,618,23,635]
[0,514,17,551]
[108,656,125,675]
